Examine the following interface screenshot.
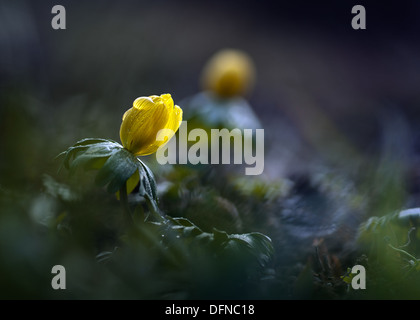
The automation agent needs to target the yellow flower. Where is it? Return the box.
[201,49,256,98]
[119,94,183,156]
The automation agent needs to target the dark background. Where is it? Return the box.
[2,0,420,186]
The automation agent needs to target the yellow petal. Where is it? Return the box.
[119,94,183,156]
[160,94,174,109]
[156,104,182,141]
[120,96,169,155]
[139,105,183,156]
[115,169,140,199]
[126,169,140,194]
[122,108,130,121]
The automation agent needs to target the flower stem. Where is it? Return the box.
[119,183,134,228]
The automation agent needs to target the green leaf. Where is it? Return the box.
[73,138,120,147]
[58,139,161,203]
[170,217,205,238]
[227,232,274,266]
[212,228,229,244]
[159,217,274,267]
[70,142,121,171]
[58,139,122,171]
[137,159,158,203]
[95,148,138,193]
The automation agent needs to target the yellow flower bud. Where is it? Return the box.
[119,94,182,156]
[201,49,256,98]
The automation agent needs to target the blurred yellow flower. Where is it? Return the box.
[119,94,182,156]
[201,49,256,98]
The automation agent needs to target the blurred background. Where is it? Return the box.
[1,0,420,299]
[2,0,420,179]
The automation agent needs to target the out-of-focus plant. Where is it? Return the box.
[201,49,255,99]
[354,208,420,298]
[356,208,420,255]
[184,49,261,131]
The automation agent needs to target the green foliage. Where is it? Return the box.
[92,216,274,299]
[351,209,420,298]
[137,159,158,203]
[53,137,275,299]
[95,148,138,193]
[356,211,414,253]
[162,216,274,268]
[59,138,122,172]
[58,138,158,204]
